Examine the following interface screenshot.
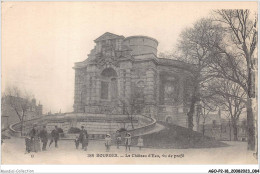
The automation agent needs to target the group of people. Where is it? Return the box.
[75,126,89,151]
[25,124,60,154]
[104,131,144,152]
[25,124,144,153]
[75,127,144,152]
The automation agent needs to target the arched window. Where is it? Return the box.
[111,78,118,100]
[100,68,118,100]
[135,80,145,99]
[101,81,109,99]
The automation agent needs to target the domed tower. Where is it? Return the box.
[122,36,158,56]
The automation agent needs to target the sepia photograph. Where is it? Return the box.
[1,1,259,170]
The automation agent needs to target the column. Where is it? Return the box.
[125,69,131,100]
[96,75,101,103]
[73,69,80,112]
[178,76,184,103]
[85,73,90,105]
[92,72,98,103]
[178,76,184,113]
[145,68,155,104]
[85,71,91,113]
[89,72,94,105]
[145,68,157,117]
[74,69,86,113]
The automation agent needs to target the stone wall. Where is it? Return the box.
[9,113,154,138]
[73,33,196,129]
[123,36,158,56]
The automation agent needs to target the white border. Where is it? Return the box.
[0,0,259,173]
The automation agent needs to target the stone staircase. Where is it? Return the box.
[8,113,164,140]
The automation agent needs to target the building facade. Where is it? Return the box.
[1,96,43,129]
[73,32,195,127]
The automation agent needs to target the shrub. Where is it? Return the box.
[118,128,127,132]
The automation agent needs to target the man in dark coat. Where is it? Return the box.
[39,125,48,151]
[29,124,38,152]
[79,126,88,150]
[49,125,60,148]
[29,124,37,139]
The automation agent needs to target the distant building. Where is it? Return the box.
[1,95,43,129]
[73,32,196,128]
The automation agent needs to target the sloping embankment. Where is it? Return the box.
[132,122,228,149]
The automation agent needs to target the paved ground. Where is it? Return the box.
[1,137,257,165]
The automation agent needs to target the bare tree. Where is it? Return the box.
[211,80,246,141]
[211,10,257,150]
[176,18,223,130]
[221,111,233,141]
[3,86,32,136]
[118,86,145,130]
[119,98,144,130]
[199,100,217,136]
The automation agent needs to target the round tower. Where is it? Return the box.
[123,36,158,56]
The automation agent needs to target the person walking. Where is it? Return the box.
[125,133,131,151]
[74,136,80,149]
[25,136,31,154]
[29,124,38,152]
[82,133,88,151]
[79,126,88,150]
[35,131,41,152]
[116,131,122,149]
[39,125,48,151]
[137,136,144,150]
[49,126,60,148]
[105,134,112,152]
[30,124,41,152]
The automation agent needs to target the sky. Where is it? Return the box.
[2,2,257,113]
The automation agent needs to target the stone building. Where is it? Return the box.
[1,95,43,129]
[73,32,195,128]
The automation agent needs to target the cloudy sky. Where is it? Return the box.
[2,2,257,113]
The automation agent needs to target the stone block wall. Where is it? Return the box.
[73,33,195,129]
[123,36,158,56]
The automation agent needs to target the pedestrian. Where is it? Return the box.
[49,125,60,148]
[125,133,131,151]
[25,136,31,154]
[35,132,41,152]
[137,136,144,150]
[105,134,112,152]
[39,125,48,151]
[79,126,88,150]
[116,131,122,149]
[82,133,88,151]
[29,124,39,152]
[75,136,80,149]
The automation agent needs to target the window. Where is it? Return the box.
[101,81,109,99]
[136,80,145,99]
[100,68,118,100]
[110,78,118,100]
[123,70,126,97]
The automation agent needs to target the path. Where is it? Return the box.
[1,137,257,165]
